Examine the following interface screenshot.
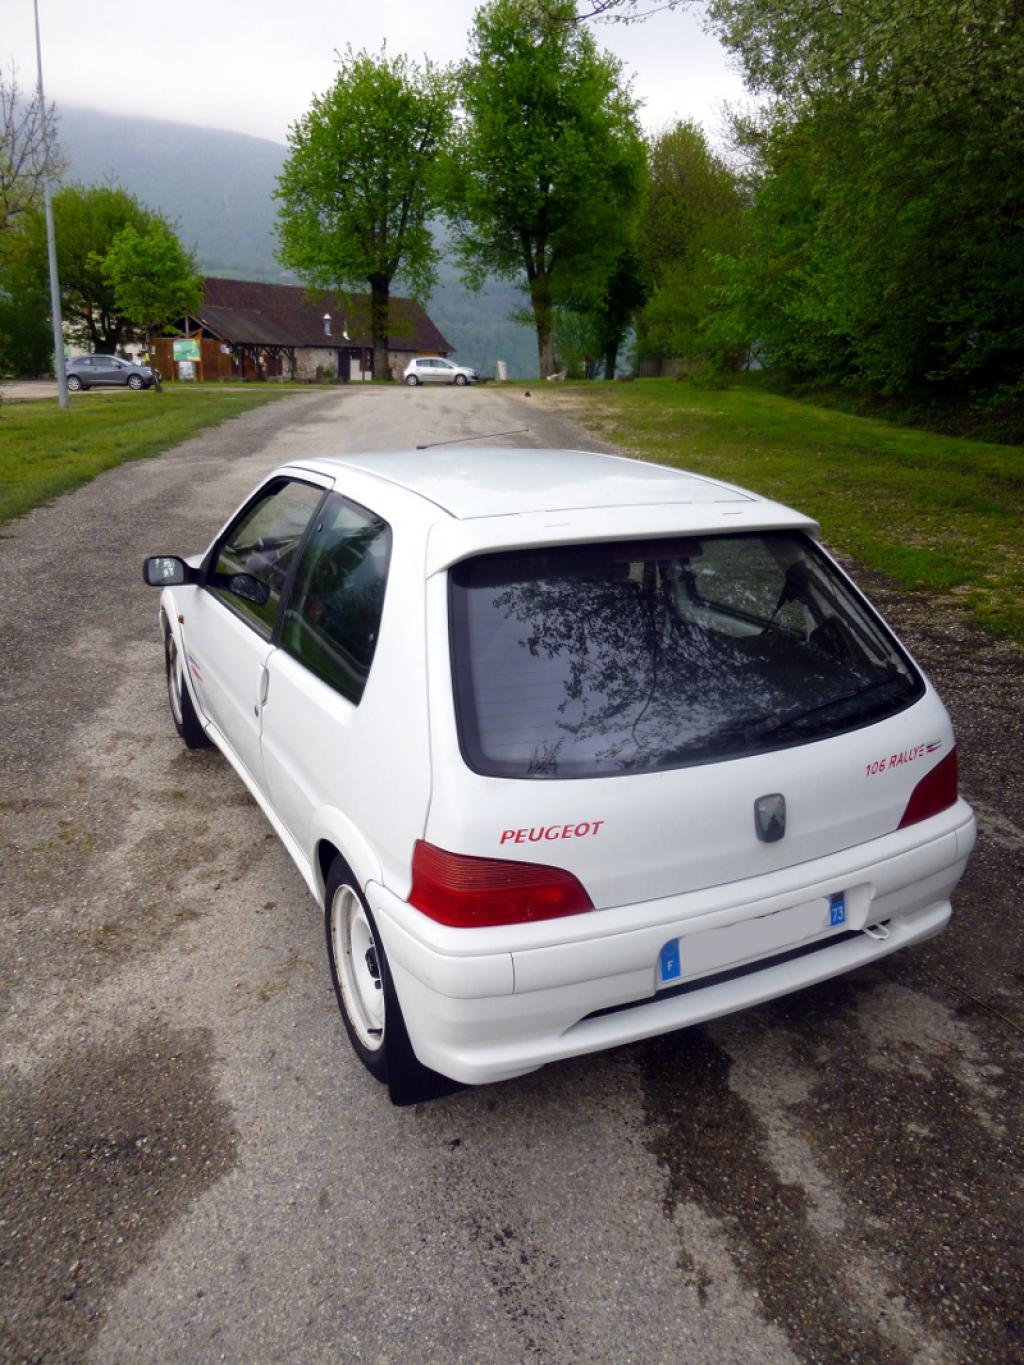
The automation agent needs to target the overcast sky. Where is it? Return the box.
[6,0,748,147]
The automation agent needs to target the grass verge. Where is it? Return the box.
[0,388,294,527]
[541,379,1024,641]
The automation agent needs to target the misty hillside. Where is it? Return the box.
[59,106,538,376]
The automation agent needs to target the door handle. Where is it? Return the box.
[255,664,270,715]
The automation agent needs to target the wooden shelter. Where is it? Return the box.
[155,278,453,383]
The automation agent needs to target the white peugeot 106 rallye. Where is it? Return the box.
[144,449,976,1103]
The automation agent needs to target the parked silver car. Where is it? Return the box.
[66,354,159,391]
[402,356,477,386]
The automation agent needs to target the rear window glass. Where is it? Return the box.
[449,532,923,779]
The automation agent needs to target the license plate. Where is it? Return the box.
[659,892,845,985]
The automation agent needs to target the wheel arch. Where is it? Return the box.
[311,810,382,906]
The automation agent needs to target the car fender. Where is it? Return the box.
[158,590,209,722]
[309,806,382,904]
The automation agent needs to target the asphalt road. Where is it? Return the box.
[1,386,1021,1363]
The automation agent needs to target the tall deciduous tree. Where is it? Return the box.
[634,120,746,370]
[708,0,1024,402]
[0,65,65,240]
[453,0,644,377]
[8,183,194,353]
[103,219,202,362]
[275,49,454,381]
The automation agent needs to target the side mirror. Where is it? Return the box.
[228,573,271,607]
[143,555,193,586]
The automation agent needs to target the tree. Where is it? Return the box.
[634,120,746,370]
[0,65,65,240]
[275,49,454,380]
[7,183,195,353]
[707,0,1024,402]
[557,246,647,378]
[453,0,645,377]
[103,219,202,359]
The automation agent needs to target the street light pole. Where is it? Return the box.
[33,0,68,409]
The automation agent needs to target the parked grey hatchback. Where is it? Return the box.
[66,354,159,391]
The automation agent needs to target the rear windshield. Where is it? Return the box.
[449,532,924,778]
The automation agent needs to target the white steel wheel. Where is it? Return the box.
[404,373,419,386]
[323,857,456,1103]
[331,882,386,1057]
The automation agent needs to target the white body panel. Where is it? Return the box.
[155,449,977,1087]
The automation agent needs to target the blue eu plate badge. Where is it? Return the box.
[659,939,681,983]
[829,892,846,928]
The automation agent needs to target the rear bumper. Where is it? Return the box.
[367,803,976,1085]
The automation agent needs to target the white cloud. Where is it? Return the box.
[7,0,747,145]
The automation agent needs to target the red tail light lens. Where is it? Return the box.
[898,748,958,829]
[409,841,593,928]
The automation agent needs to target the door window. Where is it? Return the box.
[280,494,391,704]
[209,479,324,636]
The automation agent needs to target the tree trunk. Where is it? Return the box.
[369,275,391,381]
[603,344,618,381]
[530,277,555,378]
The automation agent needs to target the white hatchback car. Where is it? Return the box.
[144,449,975,1104]
[402,356,478,386]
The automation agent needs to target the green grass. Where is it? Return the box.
[546,379,1024,641]
[0,388,293,526]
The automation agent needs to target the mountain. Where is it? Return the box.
[58,106,538,377]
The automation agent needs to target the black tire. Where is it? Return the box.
[128,374,144,390]
[67,375,83,392]
[163,622,209,748]
[324,856,459,1105]
[404,374,420,386]
[454,373,468,386]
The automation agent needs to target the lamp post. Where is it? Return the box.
[33,0,68,409]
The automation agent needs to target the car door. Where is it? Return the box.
[181,477,327,787]
[91,357,119,386]
[260,492,392,852]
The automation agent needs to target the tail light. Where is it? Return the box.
[409,841,593,928]
[898,748,958,829]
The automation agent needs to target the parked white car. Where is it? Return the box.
[144,449,975,1104]
[402,356,478,386]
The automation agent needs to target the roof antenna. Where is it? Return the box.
[415,429,529,451]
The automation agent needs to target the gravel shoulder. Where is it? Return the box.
[1,386,1021,1364]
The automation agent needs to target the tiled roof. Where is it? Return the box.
[198,278,453,353]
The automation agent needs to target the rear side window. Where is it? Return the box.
[280,493,391,704]
[449,532,923,779]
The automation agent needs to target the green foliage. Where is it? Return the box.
[708,0,1024,404]
[546,377,1024,641]
[103,220,202,337]
[634,120,747,373]
[452,0,645,375]
[0,281,51,378]
[6,183,194,354]
[276,49,454,373]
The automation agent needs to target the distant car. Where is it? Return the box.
[66,354,159,391]
[143,449,975,1104]
[402,356,477,386]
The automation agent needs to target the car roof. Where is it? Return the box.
[297,448,779,520]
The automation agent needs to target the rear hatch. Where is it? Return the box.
[426,530,953,911]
